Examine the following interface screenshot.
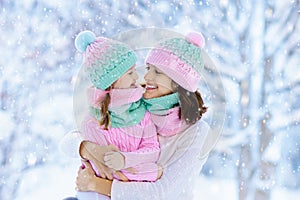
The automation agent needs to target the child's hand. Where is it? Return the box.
[104,151,125,170]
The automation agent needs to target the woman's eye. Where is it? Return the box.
[155,70,162,74]
[146,66,150,71]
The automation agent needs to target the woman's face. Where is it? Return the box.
[143,64,174,99]
[113,65,138,89]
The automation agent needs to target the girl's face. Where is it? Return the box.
[143,64,174,99]
[113,65,139,89]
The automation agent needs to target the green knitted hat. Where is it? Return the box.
[75,30,137,90]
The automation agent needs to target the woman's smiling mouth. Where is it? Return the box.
[145,84,158,90]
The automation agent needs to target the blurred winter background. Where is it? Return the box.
[0,0,299,199]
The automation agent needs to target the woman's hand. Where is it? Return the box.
[78,141,130,181]
[76,160,113,196]
[76,160,97,192]
[79,141,120,179]
[91,158,115,180]
[76,160,129,196]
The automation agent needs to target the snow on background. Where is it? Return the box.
[0,0,299,200]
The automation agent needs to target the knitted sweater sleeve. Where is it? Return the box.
[111,120,210,200]
[81,115,108,146]
[121,112,160,169]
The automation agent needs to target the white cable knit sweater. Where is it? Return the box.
[110,120,210,200]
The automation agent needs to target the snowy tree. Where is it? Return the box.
[192,0,300,199]
[0,1,77,199]
[1,0,299,199]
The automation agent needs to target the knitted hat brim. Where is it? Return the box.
[146,48,200,92]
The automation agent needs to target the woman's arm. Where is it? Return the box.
[77,120,210,199]
[111,153,208,200]
[77,154,207,199]
[111,120,210,200]
[79,141,118,180]
[79,141,130,182]
[76,160,113,196]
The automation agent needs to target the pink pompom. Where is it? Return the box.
[186,32,205,49]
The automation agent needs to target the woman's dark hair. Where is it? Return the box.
[98,92,111,130]
[175,84,207,125]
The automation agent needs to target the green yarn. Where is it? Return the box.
[89,99,146,128]
[160,38,204,74]
[143,93,180,115]
[110,100,146,128]
[89,92,180,127]
[85,43,137,90]
[75,31,96,52]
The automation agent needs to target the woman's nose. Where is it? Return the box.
[144,70,152,81]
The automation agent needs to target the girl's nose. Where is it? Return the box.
[133,70,138,80]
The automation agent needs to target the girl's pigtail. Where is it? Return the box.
[99,93,111,130]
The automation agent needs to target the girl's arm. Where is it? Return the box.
[82,112,159,169]
[120,112,160,169]
[80,115,120,179]
[81,115,108,145]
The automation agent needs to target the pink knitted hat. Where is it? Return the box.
[146,32,205,92]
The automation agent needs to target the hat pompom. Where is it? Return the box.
[186,32,205,49]
[75,30,96,52]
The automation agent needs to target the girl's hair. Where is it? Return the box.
[175,84,207,125]
[99,92,111,130]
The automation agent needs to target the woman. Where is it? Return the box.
[74,32,210,200]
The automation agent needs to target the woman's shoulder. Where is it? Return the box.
[182,119,210,137]
[195,119,221,158]
[196,119,210,133]
[181,120,210,152]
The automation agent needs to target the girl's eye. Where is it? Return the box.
[146,66,150,71]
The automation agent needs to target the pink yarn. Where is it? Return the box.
[109,86,143,107]
[146,47,200,92]
[186,32,205,49]
[83,38,112,68]
[87,86,144,108]
[87,87,109,107]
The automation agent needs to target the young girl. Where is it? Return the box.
[74,31,161,200]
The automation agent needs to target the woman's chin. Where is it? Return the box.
[143,91,160,99]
